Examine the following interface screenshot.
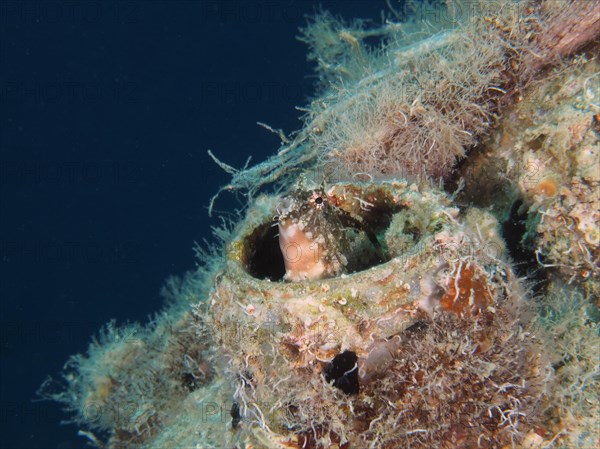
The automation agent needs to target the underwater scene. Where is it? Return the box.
[5,1,597,448]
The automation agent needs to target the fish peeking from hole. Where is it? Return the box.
[276,188,349,282]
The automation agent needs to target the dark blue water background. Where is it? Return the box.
[0,1,404,447]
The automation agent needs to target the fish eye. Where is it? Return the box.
[315,196,323,205]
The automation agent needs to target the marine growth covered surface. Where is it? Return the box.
[42,1,599,448]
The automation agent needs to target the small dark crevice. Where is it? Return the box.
[501,199,547,291]
[551,354,573,372]
[324,351,359,395]
[181,372,203,393]
[404,320,428,335]
[230,402,241,429]
[245,222,286,281]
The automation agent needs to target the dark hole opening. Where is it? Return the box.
[230,402,241,429]
[324,350,359,395]
[245,222,286,281]
[181,372,203,393]
[502,199,547,291]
